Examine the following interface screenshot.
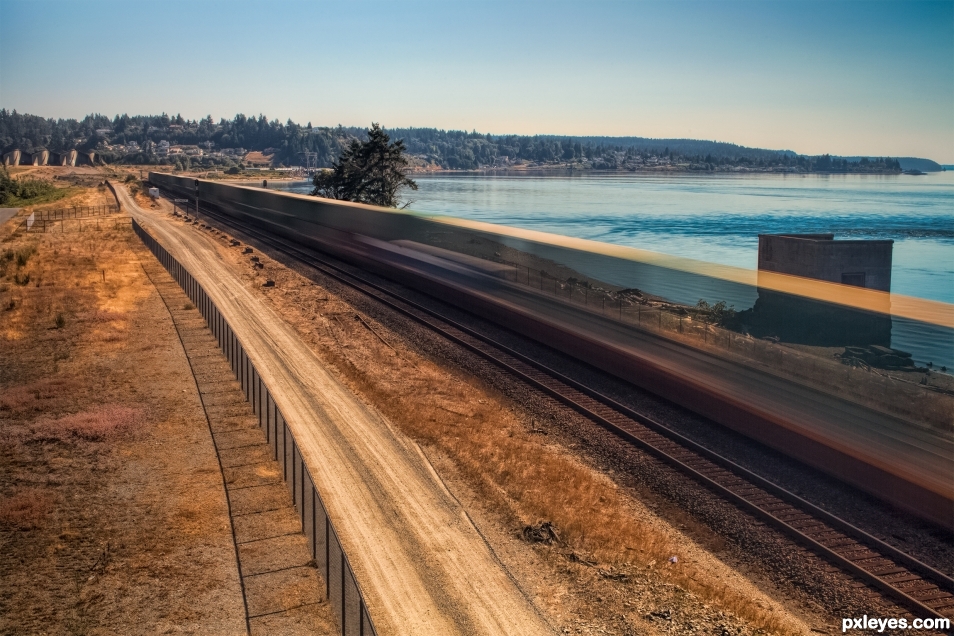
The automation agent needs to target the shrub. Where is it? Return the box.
[15,245,36,268]
[0,166,58,205]
[695,299,737,326]
[0,489,55,530]
[34,405,145,442]
[0,378,82,412]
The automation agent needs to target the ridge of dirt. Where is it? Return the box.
[118,186,556,636]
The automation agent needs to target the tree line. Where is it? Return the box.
[0,109,901,173]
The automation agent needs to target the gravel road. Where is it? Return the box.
[117,186,555,636]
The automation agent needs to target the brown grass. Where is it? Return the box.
[82,309,128,323]
[32,405,145,442]
[1,182,256,632]
[0,489,55,530]
[216,233,803,632]
[0,378,83,413]
[308,331,794,634]
[396,392,790,632]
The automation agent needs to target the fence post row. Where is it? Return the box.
[130,218,377,636]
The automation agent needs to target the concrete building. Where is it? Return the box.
[25,150,49,166]
[48,149,79,167]
[744,234,894,347]
[757,233,893,292]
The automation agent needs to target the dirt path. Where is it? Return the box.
[116,186,555,635]
[142,257,339,634]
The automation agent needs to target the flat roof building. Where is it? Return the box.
[757,233,893,292]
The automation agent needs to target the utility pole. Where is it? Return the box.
[194,179,200,220]
[298,151,318,174]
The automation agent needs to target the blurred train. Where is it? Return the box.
[148,172,954,529]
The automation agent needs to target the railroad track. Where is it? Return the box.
[177,199,954,621]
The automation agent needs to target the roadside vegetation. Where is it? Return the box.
[0,189,245,632]
[0,167,71,206]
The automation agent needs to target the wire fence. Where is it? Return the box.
[497,259,952,429]
[18,205,123,233]
[22,217,132,233]
[133,218,378,636]
[29,204,119,220]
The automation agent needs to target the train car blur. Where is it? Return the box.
[148,172,954,529]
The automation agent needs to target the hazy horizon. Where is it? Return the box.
[1,0,951,162]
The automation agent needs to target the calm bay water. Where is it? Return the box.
[285,172,954,304]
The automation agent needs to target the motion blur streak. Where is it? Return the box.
[147,173,953,528]
[434,215,954,329]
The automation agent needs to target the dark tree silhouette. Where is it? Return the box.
[311,123,417,208]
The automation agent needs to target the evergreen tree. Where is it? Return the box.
[311,123,417,208]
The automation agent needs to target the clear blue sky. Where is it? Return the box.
[1,0,951,161]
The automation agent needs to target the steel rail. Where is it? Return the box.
[184,198,953,620]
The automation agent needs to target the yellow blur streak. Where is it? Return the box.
[186,178,953,330]
[432,215,954,330]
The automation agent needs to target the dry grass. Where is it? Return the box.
[0,489,55,530]
[82,309,128,322]
[0,184,250,633]
[31,405,145,442]
[0,377,83,413]
[285,305,798,634]
[374,383,792,633]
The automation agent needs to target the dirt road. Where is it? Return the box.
[115,185,555,635]
[0,208,18,227]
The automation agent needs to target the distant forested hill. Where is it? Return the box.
[0,109,926,174]
[838,157,942,172]
[384,128,802,169]
[534,135,797,160]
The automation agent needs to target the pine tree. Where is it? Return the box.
[311,123,417,208]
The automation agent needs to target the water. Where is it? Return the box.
[282,172,954,303]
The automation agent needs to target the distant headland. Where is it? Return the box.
[0,109,941,174]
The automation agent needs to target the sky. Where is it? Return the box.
[1,0,952,162]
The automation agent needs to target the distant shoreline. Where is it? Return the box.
[408,166,904,178]
[408,165,906,176]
